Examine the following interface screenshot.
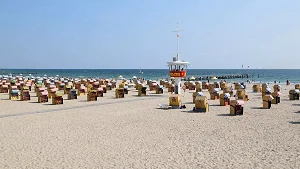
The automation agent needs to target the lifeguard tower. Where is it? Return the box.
[167,23,189,95]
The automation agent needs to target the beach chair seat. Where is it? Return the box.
[87,90,97,101]
[20,89,30,101]
[263,95,273,109]
[188,83,195,90]
[75,82,81,89]
[110,81,116,88]
[87,84,93,93]
[289,89,299,100]
[168,84,174,93]
[234,83,241,90]
[273,84,281,92]
[26,83,32,91]
[194,96,209,112]
[93,81,100,89]
[15,83,21,90]
[64,85,72,94]
[150,83,157,91]
[252,84,261,92]
[236,89,248,101]
[49,88,58,98]
[230,100,244,115]
[52,92,63,105]
[35,84,42,92]
[202,82,208,89]
[169,94,180,108]
[38,91,49,103]
[271,91,281,104]
[138,86,147,96]
[196,83,202,92]
[68,89,78,100]
[156,85,163,94]
[11,85,18,90]
[96,87,104,97]
[119,83,125,89]
[115,88,125,98]
[100,85,107,93]
[213,82,219,88]
[58,83,65,90]
[220,93,230,106]
[220,82,227,90]
[1,85,8,93]
[10,89,19,100]
[79,86,86,96]
[49,84,56,89]
[192,92,203,103]
[136,83,142,91]
[37,87,45,97]
[209,88,219,100]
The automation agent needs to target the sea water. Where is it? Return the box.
[0,69,299,84]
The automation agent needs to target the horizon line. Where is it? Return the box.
[1,68,300,70]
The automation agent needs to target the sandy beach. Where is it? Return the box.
[1,82,300,168]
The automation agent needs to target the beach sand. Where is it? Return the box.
[0,82,300,168]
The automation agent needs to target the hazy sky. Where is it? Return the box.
[0,0,299,69]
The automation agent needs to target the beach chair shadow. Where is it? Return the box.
[132,95,149,98]
[216,114,232,116]
[181,110,204,113]
[155,107,171,111]
[251,107,264,109]
[289,121,300,124]
[132,95,164,98]
[43,103,63,106]
[148,94,165,97]
[28,101,41,103]
[292,104,300,106]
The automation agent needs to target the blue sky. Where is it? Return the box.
[0,0,299,69]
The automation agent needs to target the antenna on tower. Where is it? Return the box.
[172,23,183,61]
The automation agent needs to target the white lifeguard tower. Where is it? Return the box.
[167,23,189,95]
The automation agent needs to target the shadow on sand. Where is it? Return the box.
[28,101,42,104]
[292,104,300,106]
[181,110,206,113]
[132,94,166,98]
[289,121,300,124]
[216,114,232,116]
[155,108,172,111]
[251,107,264,109]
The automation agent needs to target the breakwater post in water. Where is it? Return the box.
[184,74,252,81]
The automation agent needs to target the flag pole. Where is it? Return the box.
[173,23,182,61]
